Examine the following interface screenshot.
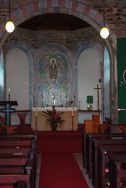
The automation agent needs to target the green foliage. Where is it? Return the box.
[42,105,64,131]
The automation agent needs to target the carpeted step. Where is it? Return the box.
[37,131,83,154]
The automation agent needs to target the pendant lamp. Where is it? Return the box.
[5,0,15,33]
[100,0,109,39]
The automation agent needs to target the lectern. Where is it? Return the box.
[0,101,18,126]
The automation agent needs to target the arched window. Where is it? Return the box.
[103,47,110,121]
[0,50,4,100]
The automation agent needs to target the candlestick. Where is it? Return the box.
[54,99,56,105]
[78,100,80,109]
[71,110,74,130]
[8,88,10,101]
[35,111,38,131]
[35,110,37,117]
[72,110,74,117]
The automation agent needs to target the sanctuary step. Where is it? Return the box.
[37,131,83,154]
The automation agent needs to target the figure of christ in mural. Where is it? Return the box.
[49,57,58,81]
[37,52,70,107]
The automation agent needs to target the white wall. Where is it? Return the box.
[78,47,101,111]
[6,48,30,124]
[5,46,102,125]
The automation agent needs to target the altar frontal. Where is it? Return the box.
[31,107,77,131]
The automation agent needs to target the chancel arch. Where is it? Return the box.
[0,0,117,123]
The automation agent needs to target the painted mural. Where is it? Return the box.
[35,51,71,107]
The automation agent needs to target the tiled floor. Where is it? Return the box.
[36,153,93,188]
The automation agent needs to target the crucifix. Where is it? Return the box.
[94,84,102,111]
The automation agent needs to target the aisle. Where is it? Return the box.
[39,153,89,188]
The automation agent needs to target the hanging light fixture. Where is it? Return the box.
[5,0,15,33]
[100,0,109,39]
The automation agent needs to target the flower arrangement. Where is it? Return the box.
[42,105,64,131]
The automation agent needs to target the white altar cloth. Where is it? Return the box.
[31,107,78,131]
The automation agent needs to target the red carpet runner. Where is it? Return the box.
[39,153,89,188]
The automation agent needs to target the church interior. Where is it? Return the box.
[0,0,126,187]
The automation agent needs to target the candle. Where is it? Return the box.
[8,88,10,94]
[35,111,37,117]
[35,111,38,131]
[8,88,11,101]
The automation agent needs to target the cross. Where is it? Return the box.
[94,84,102,111]
[0,101,18,126]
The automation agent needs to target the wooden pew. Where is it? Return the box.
[91,138,126,187]
[0,157,33,173]
[108,154,126,188]
[15,180,27,188]
[0,175,30,188]
[0,148,32,158]
[0,133,38,169]
[0,147,35,186]
[0,133,37,188]
[0,133,37,147]
[0,139,37,173]
[83,132,126,173]
[96,145,126,188]
[0,157,34,188]
[0,140,33,148]
[0,180,27,188]
[0,133,37,152]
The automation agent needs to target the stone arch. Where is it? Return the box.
[0,1,115,59]
[1,0,106,46]
[0,0,115,65]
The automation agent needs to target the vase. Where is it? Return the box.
[87,104,93,110]
[51,125,57,131]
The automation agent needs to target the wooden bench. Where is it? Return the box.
[0,133,37,147]
[0,180,27,188]
[0,140,34,148]
[0,175,30,188]
[0,139,37,169]
[0,134,38,169]
[91,138,126,186]
[83,132,126,173]
[0,133,37,188]
[0,157,34,188]
[0,148,32,158]
[0,133,37,152]
[108,154,126,188]
[0,157,33,173]
[15,180,27,188]
[96,145,126,188]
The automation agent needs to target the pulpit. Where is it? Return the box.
[0,101,18,126]
[31,107,78,131]
[84,114,100,133]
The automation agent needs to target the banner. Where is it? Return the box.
[117,38,126,123]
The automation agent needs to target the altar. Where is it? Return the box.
[31,107,78,131]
